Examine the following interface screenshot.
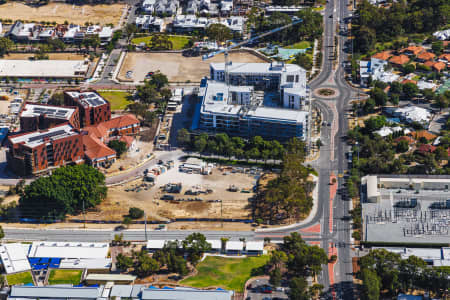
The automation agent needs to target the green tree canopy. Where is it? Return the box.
[108,140,128,158]
[19,165,107,219]
[206,24,233,42]
[182,233,212,265]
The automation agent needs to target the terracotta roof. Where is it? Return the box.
[416,51,435,61]
[372,51,392,61]
[103,114,140,130]
[83,123,108,140]
[389,55,409,65]
[409,130,437,141]
[424,61,435,68]
[401,79,417,85]
[401,46,425,56]
[394,136,415,145]
[417,144,436,154]
[438,54,450,61]
[82,133,116,161]
[119,135,134,148]
[432,61,446,72]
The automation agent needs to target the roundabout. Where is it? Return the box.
[313,87,339,99]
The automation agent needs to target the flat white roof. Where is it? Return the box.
[225,241,244,251]
[211,62,303,75]
[0,243,31,274]
[246,106,308,124]
[146,240,166,249]
[9,124,78,148]
[245,241,264,251]
[85,273,136,281]
[28,241,109,259]
[20,103,76,120]
[59,258,112,270]
[0,60,89,78]
[206,240,221,249]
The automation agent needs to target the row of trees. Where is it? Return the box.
[265,233,328,300]
[116,233,212,278]
[353,0,449,53]
[19,165,107,219]
[177,130,286,162]
[254,139,314,223]
[359,249,450,299]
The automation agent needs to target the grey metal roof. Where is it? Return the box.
[110,285,133,297]
[141,288,232,300]
[10,286,104,299]
[131,285,146,298]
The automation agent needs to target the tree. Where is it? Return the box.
[0,37,14,57]
[116,253,133,270]
[371,88,388,107]
[108,140,128,158]
[431,41,443,55]
[142,111,157,127]
[361,269,380,300]
[125,24,138,42]
[293,53,312,70]
[0,226,4,240]
[396,140,409,153]
[149,71,169,91]
[364,116,386,132]
[182,233,211,265]
[177,128,191,146]
[288,277,309,300]
[19,165,107,219]
[126,102,148,119]
[122,216,132,228]
[363,98,376,114]
[129,207,144,219]
[402,64,415,75]
[354,26,376,53]
[402,82,418,99]
[48,92,64,106]
[194,137,207,153]
[206,24,233,42]
[269,267,282,287]
[135,255,160,278]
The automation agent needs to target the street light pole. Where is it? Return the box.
[144,212,148,241]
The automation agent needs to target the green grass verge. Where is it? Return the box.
[131,35,191,50]
[181,255,269,292]
[48,269,82,285]
[98,91,132,111]
[286,41,311,49]
[6,272,33,285]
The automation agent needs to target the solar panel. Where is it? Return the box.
[28,130,67,143]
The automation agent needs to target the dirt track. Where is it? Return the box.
[118,52,267,83]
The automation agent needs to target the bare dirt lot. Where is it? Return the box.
[87,162,260,222]
[0,2,125,25]
[117,51,267,83]
[3,53,89,60]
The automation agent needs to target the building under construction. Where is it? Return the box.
[361,175,450,244]
[195,62,310,141]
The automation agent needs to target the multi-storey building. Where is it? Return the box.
[198,80,308,140]
[64,91,111,127]
[19,102,80,132]
[6,124,84,176]
[210,62,307,110]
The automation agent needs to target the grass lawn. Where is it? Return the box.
[181,256,269,292]
[6,272,33,285]
[132,35,191,50]
[286,41,311,49]
[98,91,132,111]
[48,269,82,285]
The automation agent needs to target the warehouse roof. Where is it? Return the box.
[141,287,232,300]
[85,273,136,282]
[245,241,264,252]
[0,59,89,78]
[28,241,109,259]
[225,241,244,251]
[9,285,104,299]
[0,243,31,274]
[146,240,166,249]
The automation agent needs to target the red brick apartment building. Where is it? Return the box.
[6,124,84,176]
[64,91,111,127]
[83,114,140,140]
[19,102,80,132]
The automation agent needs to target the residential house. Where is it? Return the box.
[424,61,446,72]
[372,51,392,61]
[433,29,450,41]
[417,144,436,155]
[416,51,435,63]
[401,46,424,57]
[135,15,164,32]
[409,130,437,142]
[389,55,409,66]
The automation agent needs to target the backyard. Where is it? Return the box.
[48,269,82,285]
[98,91,132,111]
[131,35,191,50]
[180,256,269,292]
[6,272,33,285]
